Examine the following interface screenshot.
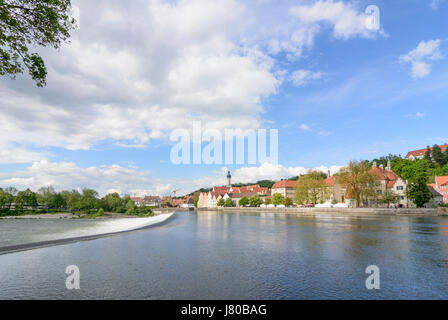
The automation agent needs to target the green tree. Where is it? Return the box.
[380,189,400,207]
[217,198,225,207]
[338,161,378,207]
[271,193,285,205]
[0,0,76,86]
[424,146,434,168]
[224,198,233,207]
[283,197,293,206]
[125,199,136,215]
[444,147,448,165]
[294,170,331,204]
[15,188,38,209]
[432,145,446,167]
[37,186,56,208]
[264,198,271,205]
[79,189,99,212]
[103,192,122,212]
[239,196,249,206]
[407,176,433,208]
[249,195,262,207]
[257,180,275,188]
[0,187,14,209]
[97,208,104,217]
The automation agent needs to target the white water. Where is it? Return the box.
[51,212,175,239]
[0,212,176,249]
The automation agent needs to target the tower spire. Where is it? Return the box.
[227,170,232,188]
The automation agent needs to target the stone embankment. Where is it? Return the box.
[197,206,448,216]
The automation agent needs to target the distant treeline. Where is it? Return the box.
[0,187,152,217]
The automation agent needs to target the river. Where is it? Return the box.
[0,211,447,299]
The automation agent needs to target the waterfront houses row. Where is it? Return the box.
[198,161,447,209]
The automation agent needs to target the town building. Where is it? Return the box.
[342,161,409,208]
[230,192,260,207]
[271,180,296,201]
[426,184,444,208]
[433,176,448,204]
[406,144,448,160]
[142,196,161,207]
[131,197,143,207]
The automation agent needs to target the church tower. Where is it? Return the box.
[227,170,232,187]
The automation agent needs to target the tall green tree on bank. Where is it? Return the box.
[379,189,400,207]
[239,196,249,207]
[271,193,285,205]
[223,198,233,207]
[431,145,446,167]
[0,0,76,86]
[406,176,433,208]
[15,188,38,209]
[216,198,225,207]
[249,195,262,207]
[294,170,331,205]
[338,161,378,208]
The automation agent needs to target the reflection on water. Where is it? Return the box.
[0,211,447,299]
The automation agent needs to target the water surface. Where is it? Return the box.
[0,211,447,299]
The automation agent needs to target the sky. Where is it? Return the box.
[0,0,447,197]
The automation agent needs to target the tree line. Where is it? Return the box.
[0,186,153,217]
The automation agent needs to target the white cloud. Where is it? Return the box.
[399,39,443,78]
[300,124,312,131]
[0,0,279,151]
[290,0,382,39]
[299,123,332,136]
[0,145,49,164]
[0,0,387,155]
[0,160,170,197]
[405,112,426,118]
[291,69,323,86]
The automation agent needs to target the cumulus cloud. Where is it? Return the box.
[291,69,323,86]
[0,160,171,197]
[0,0,279,151]
[0,144,49,164]
[399,39,443,78]
[0,0,387,156]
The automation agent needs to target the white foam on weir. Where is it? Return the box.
[52,212,175,240]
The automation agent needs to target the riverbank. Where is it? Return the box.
[198,206,448,216]
[0,211,161,220]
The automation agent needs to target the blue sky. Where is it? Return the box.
[0,0,447,196]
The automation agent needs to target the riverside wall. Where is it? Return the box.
[196,206,448,216]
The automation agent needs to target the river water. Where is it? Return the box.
[0,211,447,299]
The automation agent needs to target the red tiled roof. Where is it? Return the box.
[272,180,296,189]
[436,176,448,187]
[406,144,448,159]
[213,186,231,195]
[370,165,399,188]
[324,176,336,186]
[230,192,259,199]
